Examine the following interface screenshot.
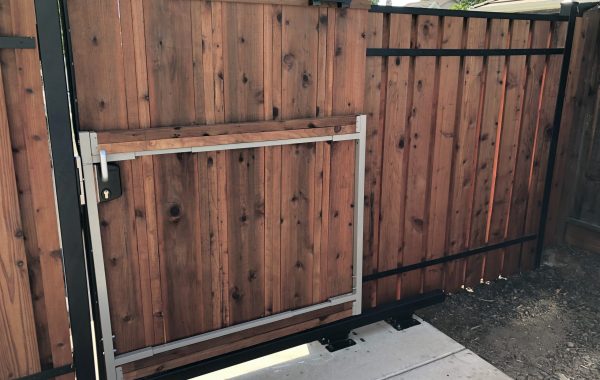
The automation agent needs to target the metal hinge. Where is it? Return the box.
[75,156,86,205]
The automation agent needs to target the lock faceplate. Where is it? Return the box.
[96,163,122,203]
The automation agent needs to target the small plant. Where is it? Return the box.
[451,0,485,10]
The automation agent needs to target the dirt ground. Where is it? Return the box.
[417,246,600,380]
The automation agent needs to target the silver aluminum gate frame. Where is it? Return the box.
[79,115,367,379]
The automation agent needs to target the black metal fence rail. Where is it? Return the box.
[370,5,570,21]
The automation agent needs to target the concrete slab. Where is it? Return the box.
[195,318,510,380]
[389,350,511,380]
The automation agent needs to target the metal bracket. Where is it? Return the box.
[309,0,352,7]
[0,36,36,49]
[75,156,86,205]
[318,330,356,352]
[385,314,421,331]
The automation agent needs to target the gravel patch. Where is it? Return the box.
[417,246,600,380]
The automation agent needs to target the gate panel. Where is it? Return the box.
[79,114,365,377]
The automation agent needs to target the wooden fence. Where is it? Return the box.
[362,11,568,307]
[0,1,72,378]
[546,9,600,250]
[1,0,596,378]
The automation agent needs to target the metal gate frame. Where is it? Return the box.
[78,116,367,380]
[27,0,585,379]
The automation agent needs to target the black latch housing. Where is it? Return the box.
[96,163,122,203]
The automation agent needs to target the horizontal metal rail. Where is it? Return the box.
[363,235,537,282]
[114,294,357,366]
[369,5,569,21]
[0,36,36,49]
[367,48,564,57]
[146,290,445,380]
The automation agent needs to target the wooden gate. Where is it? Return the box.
[55,0,582,378]
[79,115,366,378]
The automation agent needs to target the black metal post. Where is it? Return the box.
[34,0,96,378]
[535,1,579,268]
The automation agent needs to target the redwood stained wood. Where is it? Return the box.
[1,0,72,372]
[264,146,282,314]
[505,21,552,274]
[466,19,509,286]
[225,148,266,324]
[332,8,367,116]
[95,116,358,144]
[221,2,266,325]
[281,6,319,119]
[319,142,333,301]
[69,0,147,354]
[154,154,206,340]
[0,65,40,380]
[522,22,568,269]
[281,143,317,309]
[377,14,413,304]
[99,125,356,154]
[222,2,265,123]
[313,142,326,303]
[425,16,463,292]
[279,6,320,309]
[144,0,204,344]
[362,12,385,308]
[119,0,164,347]
[402,15,440,298]
[327,140,356,297]
[489,20,530,277]
[544,19,584,244]
[446,17,487,293]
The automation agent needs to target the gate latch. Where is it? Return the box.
[96,163,122,203]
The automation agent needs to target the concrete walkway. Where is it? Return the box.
[197,317,510,380]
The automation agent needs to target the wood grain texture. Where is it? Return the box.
[425,16,463,292]
[490,20,531,277]
[467,19,509,286]
[377,14,413,304]
[402,15,440,298]
[0,0,72,373]
[506,21,551,273]
[523,21,568,267]
[62,3,579,373]
[446,18,487,292]
[362,12,385,307]
[0,65,40,380]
